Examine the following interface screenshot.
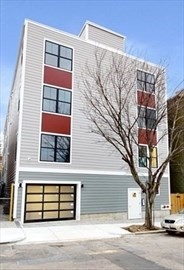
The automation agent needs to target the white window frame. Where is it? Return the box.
[138,144,158,168]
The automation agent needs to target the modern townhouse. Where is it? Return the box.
[3,20,170,223]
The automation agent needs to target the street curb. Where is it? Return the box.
[0,235,26,245]
[134,229,166,235]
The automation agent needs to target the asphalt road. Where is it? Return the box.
[0,233,183,270]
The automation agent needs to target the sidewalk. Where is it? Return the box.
[0,217,163,245]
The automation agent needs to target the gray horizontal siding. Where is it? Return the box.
[16,171,169,219]
[19,21,131,172]
[19,21,168,176]
[142,177,170,211]
[88,24,124,50]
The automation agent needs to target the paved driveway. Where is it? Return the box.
[0,233,183,270]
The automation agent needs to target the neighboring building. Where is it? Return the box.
[168,89,184,193]
[3,20,170,223]
[0,155,2,176]
[0,154,3,191]
[0,137,4,196]
[0,139,3,179]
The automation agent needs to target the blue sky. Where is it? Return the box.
[0,0,184,135]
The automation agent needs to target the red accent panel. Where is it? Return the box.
[42,113,71,135]
[137,91,155,108]
[44,66,72,89]
[138,129,157,145]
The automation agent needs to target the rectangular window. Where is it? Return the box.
[15,142,17,161]
[138,107,156,130]
[138,145,158,168]
[18,99,20,111]
[43,86,72,115]
[137,70,155,93]
[40,134,70,163]
[138,145,147,167]
[45,41,73,71]
[151,147,158,168]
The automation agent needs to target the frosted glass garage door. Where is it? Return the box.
[24,184,76,223]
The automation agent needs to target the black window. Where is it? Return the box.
[43,86,72,115]
[137,70,155,93]
[40,134,70,163]
[138,146,147,167]
[45,41,73,71]
[138,107,156,130]
[18,99,20,111]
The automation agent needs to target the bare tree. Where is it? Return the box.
[82,49,184,229]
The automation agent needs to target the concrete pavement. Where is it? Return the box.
[0,217,163,245]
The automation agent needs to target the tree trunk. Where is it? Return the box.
[144,189,154,229]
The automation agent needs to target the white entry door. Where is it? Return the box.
[128,188,142,219]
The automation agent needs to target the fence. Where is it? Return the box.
[0,183,14,221]
[171,193,184,213]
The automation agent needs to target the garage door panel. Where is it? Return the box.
[43,211,59,219]
[60,194,74,201]
[60,211,74,218]
[26,203,42,211]
[44,185,59,193]
[44,194,59,201]
[26,212,42,220]
[60,202,74,210]
[44,202,59,210]
[60,186,74,193]
[27,194,43,202]
[27,185,43,193]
